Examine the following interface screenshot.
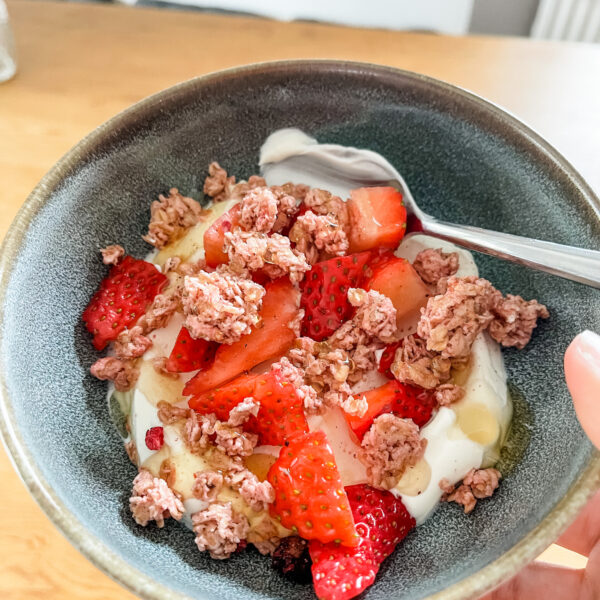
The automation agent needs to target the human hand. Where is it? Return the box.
[481,330,600,600]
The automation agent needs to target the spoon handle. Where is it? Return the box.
[420,218,600,288]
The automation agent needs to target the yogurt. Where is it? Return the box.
[109,129,512,530]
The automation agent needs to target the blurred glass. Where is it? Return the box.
[0,0,16,82]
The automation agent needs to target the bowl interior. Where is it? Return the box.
[1,62,600,600]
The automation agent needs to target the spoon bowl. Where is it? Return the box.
[261,128,600,288]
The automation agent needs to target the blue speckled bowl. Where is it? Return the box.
[1,61,599,600]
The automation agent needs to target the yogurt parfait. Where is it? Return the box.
[83,133,548,600]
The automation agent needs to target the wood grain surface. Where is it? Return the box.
[1,1,598,598]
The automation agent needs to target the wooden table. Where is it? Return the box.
[1,1,599,598]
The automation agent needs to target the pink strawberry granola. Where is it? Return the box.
[181,267,265,344]
[361,413,427,490]
[413,247,459,286]
[490,294,549,349]
[224,229,310,284]
[288,211,349,265]
[440,468,501,513]
[303,188,349,231]
[239,186,298,234]
[203,162,266,203]
[143,188,207,249]
[129,469,185,527]
[192,502,249,559]
[100,244,125,266]
[192,471,224,502]
[90,356,139,391]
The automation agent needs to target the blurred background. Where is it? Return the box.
[54,0,600,41]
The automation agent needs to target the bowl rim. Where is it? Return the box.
[1,59,599,600]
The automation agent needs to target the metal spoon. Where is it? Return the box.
[261,134,600,288]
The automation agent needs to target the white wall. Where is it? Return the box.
[131,0,476,34]
[470,0,540,36]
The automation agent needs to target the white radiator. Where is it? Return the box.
[531,0,600,42]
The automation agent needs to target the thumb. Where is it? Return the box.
[564,330,600,450]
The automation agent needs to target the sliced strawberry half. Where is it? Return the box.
[166,327,219,373]
[83,255,167,351]
[188,372,257,421]
[364,255,430,337]
[344,380,436,440]
[347,187,407,253]
[189,369,308,445]
[310,484,415,600]
[249,372,309,445]
[310,538,377,600]
[300,251,372,341]
[267,431,358,547]
[345,484,415,560]
[183,278,300,395]
[203,202,241,267]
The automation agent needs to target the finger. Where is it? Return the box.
[564,330,600,450]
[556,489,600,557]
[582,540,600,599]
[479,562,583,600]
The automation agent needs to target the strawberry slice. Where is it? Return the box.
[310,538,377,600]
[189,372,257,420]
[378,341,402,378]
[310,484,415,600]
[166,327,219,373]
[300,251,371,341]
[364,255,430,337]
[344,380,436,440]
[83,255,167,351]
[347,187,407,253]
[249,372,309,444]
[364,249,396,273]
[267,431,358,547]
[183,278,300,395]
[189,370,308,445]
[203,203,241,267]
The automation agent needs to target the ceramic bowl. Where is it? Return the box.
[1,61,599,600]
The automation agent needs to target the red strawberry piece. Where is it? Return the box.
[344,380,436,440]
[267,431,358,547]
[166,327,219,373]
[364,249,396,274]
[345,484,415,561]
[378,341,402,378]
[183,278,300,396]
[310,538,377,600]
[300,251,372,341]
[310,484,415,600]
[83,255,167,351]
[364,255,430,337]
[145,426,164,451]
[203,203,241,267]
[347,187,407,253]
[248,371,309,445]
[189,369,308,445]
[188,372,257,421]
